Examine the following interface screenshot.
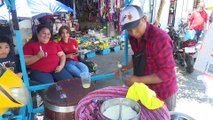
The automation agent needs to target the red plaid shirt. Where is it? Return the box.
[129,22,178,100]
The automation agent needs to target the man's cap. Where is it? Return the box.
[120,5,144,30]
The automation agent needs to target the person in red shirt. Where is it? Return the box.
[188,2,209,41]
[58,26,89,77]
[23,24,73,84]
[115,5,178,111]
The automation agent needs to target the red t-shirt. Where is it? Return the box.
[189,10,208,30]
[23,40,62,72]
[58,38,79,61]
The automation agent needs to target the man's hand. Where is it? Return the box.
[114,66,128,77]
[124,75,140,86]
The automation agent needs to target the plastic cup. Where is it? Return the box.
[80,72,91,88]
[34,113,44,120]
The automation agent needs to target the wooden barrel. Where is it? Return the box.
[44,78,95,120]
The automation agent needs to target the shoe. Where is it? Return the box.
[36,93,43,107]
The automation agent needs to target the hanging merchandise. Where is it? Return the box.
[107,22,115,37]
[98,0,107,29]
[98,0,101,18]
[88,0,98,22]
[117,0,120,8]
[112,0,119,34]
[116,0,122,33]
[119,2,122,32]
[100,0,105,19]
[105,0,110,21]
[97,0,122,34]
[98,0,112,21]
[112,10,119,34]
[87,0,93,21]
[112,11,118,23]
[108,0,114,22]
[87,0,93,10]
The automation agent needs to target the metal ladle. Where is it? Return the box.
[118,99,123,120]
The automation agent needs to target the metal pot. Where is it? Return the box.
[170,111,195,120]
[100,98,141,120]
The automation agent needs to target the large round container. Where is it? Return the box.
[44,78,95,120]
[170,111,195,120]
[100,98,141,120]
[75,86,170,120]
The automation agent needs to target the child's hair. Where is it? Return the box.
[58,25,71,36]
[0,36,12,46]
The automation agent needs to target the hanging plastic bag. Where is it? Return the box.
[185,30,195,40]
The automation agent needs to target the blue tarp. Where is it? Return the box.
[0,0,73,21]
[0,2,10,21]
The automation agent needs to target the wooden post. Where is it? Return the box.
[154,0,166,27]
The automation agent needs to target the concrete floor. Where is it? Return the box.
[90,49,130,89]
[88,49,213,120]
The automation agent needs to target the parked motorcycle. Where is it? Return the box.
[167,21,199,73]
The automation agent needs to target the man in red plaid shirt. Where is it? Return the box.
[115,5,178,111]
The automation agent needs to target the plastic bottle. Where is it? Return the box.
[117,61,128,87]
[117,61,123,81]
[36,92,43,107]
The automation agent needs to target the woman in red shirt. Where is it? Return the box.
[23,24,73,84]
[58,26,89,77]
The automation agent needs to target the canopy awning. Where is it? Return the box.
[0,0,73,21]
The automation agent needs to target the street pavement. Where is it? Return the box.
[89,49,213,120]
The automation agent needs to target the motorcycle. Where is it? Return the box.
[167,21,199,73]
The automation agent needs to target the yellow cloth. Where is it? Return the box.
[0,69,24,115]
[126,82,164,110]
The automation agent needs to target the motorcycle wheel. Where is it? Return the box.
[185,54,194,73]
[176,52,185,67]
[186,66,194,73]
